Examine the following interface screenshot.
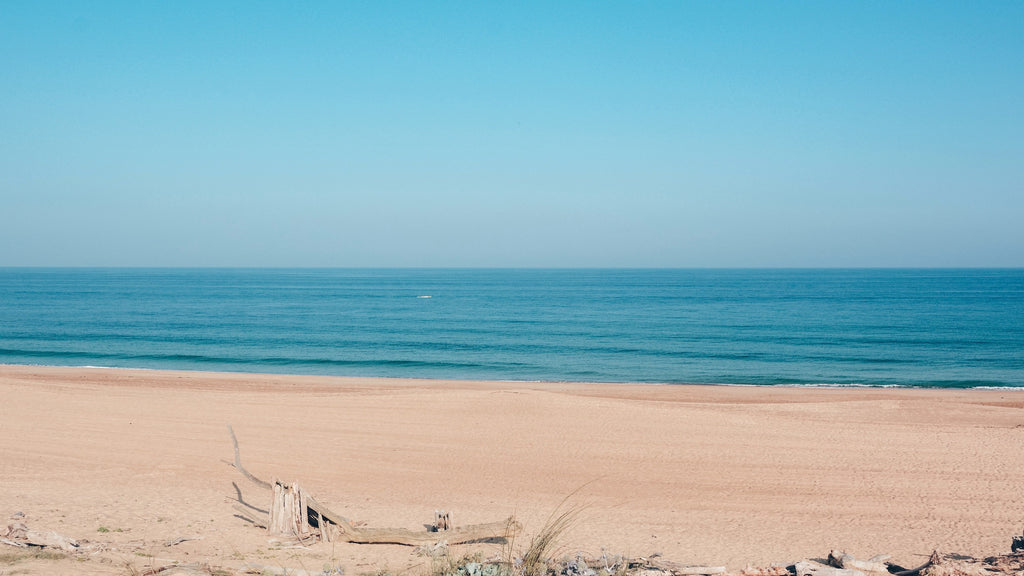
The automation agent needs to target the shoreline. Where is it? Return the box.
[6,362,1024,390]
[2,364,1023,574]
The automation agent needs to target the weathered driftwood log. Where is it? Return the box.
[2,523,28,543]
[560,555,728,576]
[296,477,517,545]
[139,563,216,576]
[434,510,451,531]
[828,551,890,574]
[163,536,202,547]
[330,517,519,546]
[645,559,727,575]
[228,425,521,546]
[889,551,942,576]
[667,566,728,575]
[738,567,791,576]
[269,480,311,539]
[319,511,332,543]
[240,564,323,576]
[1,522,78,552]
[794,560,865,576]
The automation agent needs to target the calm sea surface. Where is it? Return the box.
[0,268,1022,388]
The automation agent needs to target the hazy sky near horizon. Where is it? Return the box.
[2,2,1022,267]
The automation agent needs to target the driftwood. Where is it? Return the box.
[228,425,520,546]
[562,555,727,576]
[269,480,311,539]
[646,559,728,575]
[662,565,728,575]
[828,551,890,574]
[913,551,995,576]
[889,556,937,576]
[140,564,218,576]
[793,560,865,576]
[0,537,26,548]
[164,536,203,547]
[738,567,791,576]
[434,510,452,531]
[1,522,78,552]
[240,564,328,576]
[312,514,518,546]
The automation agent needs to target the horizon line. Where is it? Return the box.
[1,265,1022,271]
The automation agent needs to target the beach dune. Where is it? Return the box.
[1,365,1023,574]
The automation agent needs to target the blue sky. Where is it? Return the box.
[1,1,1021,267]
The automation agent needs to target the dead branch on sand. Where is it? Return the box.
[227,424,521,546]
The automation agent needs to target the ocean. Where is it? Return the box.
[0,268,1021,388]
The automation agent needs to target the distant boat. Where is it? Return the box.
[417,295,432,299]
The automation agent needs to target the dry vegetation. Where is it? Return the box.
[6,507,1024,576]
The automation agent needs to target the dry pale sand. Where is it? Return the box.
[2,364,1024,575]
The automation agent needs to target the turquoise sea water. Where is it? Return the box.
[0,268,1022,387]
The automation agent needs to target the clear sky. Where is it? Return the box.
[1,1,1021,267]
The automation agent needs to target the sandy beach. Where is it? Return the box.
[2,364,1023,575]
